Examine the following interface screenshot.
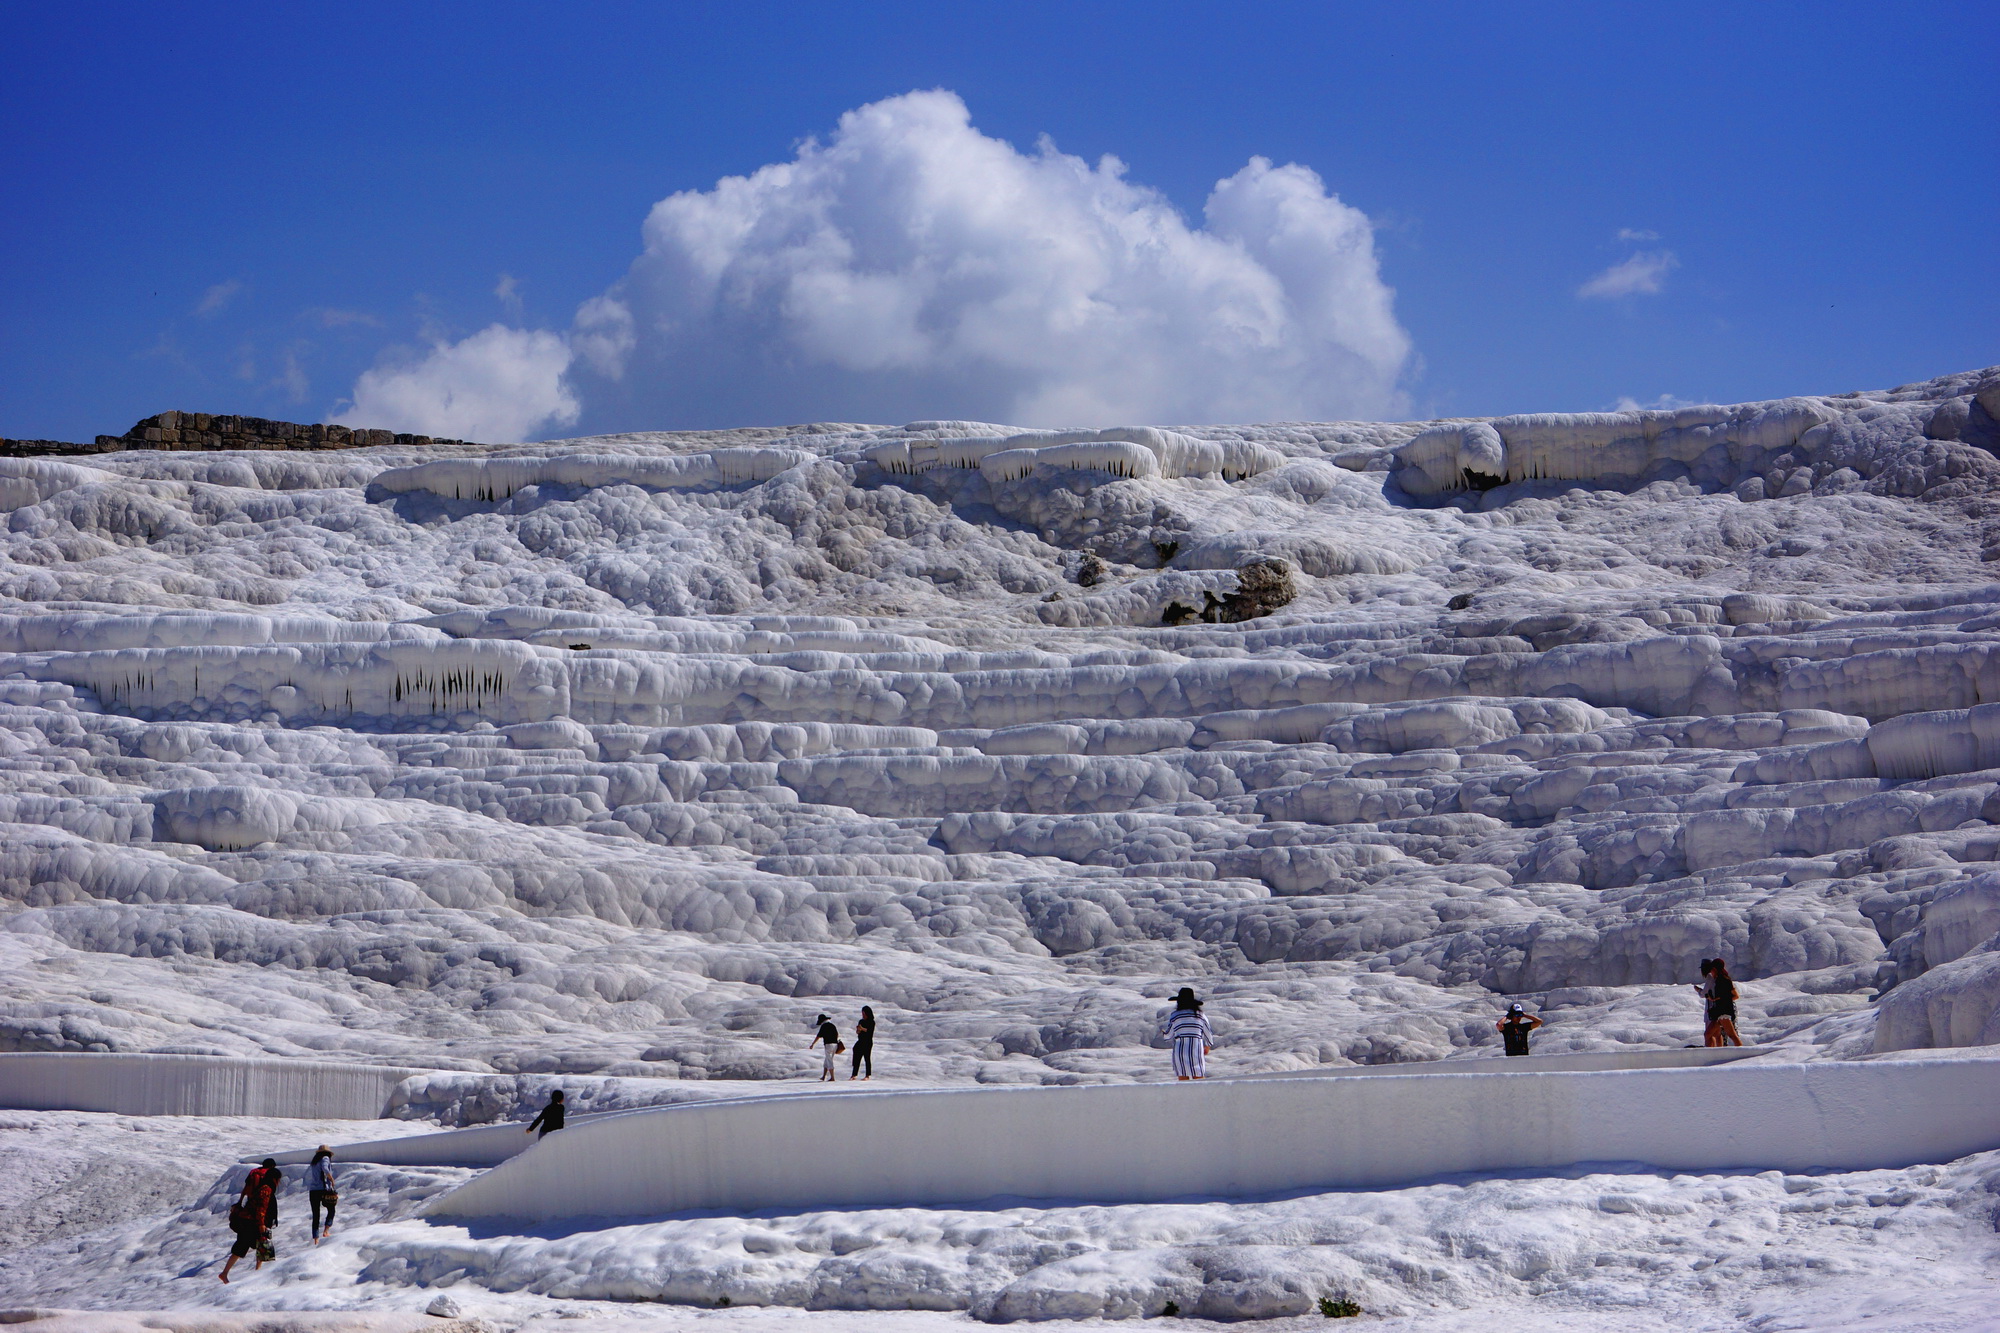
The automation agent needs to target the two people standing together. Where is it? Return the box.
[1694,958,1743,1046]
[810,1006,875,1081]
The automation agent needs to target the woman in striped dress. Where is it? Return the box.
[1163,987,1213,1080]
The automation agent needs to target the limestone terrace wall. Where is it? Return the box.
[425,1056,2000,1220]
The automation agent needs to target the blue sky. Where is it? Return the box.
[2,1,1994,441]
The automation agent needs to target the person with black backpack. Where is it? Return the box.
[219,1158,280,1282]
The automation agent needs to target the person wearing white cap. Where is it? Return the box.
[1496,1003,1542,1057]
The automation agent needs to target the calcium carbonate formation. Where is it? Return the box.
[2,369,1999,1090]
[4,367,2000,1321]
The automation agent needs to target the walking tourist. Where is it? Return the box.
[1705,959,1743,1046]
[305,1146,338,1245]
[1162,987,1213,1080]
[526,1089,567,1138]
[850,1005,876,1080]
[811,1013,841,1081]
[218,1157,281,1283]
[1497,1003,1542,1056]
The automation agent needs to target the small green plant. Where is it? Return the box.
[1160,1299,1180,1317]
[714,1295,730,1308]
[1319,1296,1361,1318]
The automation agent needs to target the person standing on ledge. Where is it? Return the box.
[218,1157,281,1283]
[850,1005,876,1080]
[1497,1003,1543,1056]
[525,1089,566,1138]
[305,1146,337,1245]
[1162,987,1213,1080]
[811,1013,841,1082]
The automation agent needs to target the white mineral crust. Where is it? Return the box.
[3,367,2000,1326]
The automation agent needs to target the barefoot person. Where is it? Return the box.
[811,1013,840,1082]
[525,1089,567,1138]
[850,1005,876,1080]
[305,1146,338,1245]
[1497,1003,1542,1056]
[1695,960,1720,1046]
[218,1158,281,1283]
[1707,959,1744,1046]
[1162,987,1213,1080]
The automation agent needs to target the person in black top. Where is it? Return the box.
[850,1005,876,1080]
[526,1089,566,1138]
[1496,1003,1542,1056]
[811,1014,840,1081]
[1706,959,1743,1046]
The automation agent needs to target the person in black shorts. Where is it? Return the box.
[1496,1003,1542,1056]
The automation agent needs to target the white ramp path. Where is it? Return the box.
[275,1050,1757,1169]
[425,1057,2000,1221]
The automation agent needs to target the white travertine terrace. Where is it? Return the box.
[4,365,2000,1323]
[423,1059,1998,1220]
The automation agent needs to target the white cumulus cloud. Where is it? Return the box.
[574,89,1411,427]
[194,280,243,317]
[332,325,579,442]
[1578,250,1678,299]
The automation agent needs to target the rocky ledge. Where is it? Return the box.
[0,410,481,457]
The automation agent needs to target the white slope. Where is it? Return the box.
[422,1059,1999,1221]
[3,1107,1999,1327]
[3,367,2000,1324]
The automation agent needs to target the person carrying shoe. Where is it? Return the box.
[218,1158,280,1283]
